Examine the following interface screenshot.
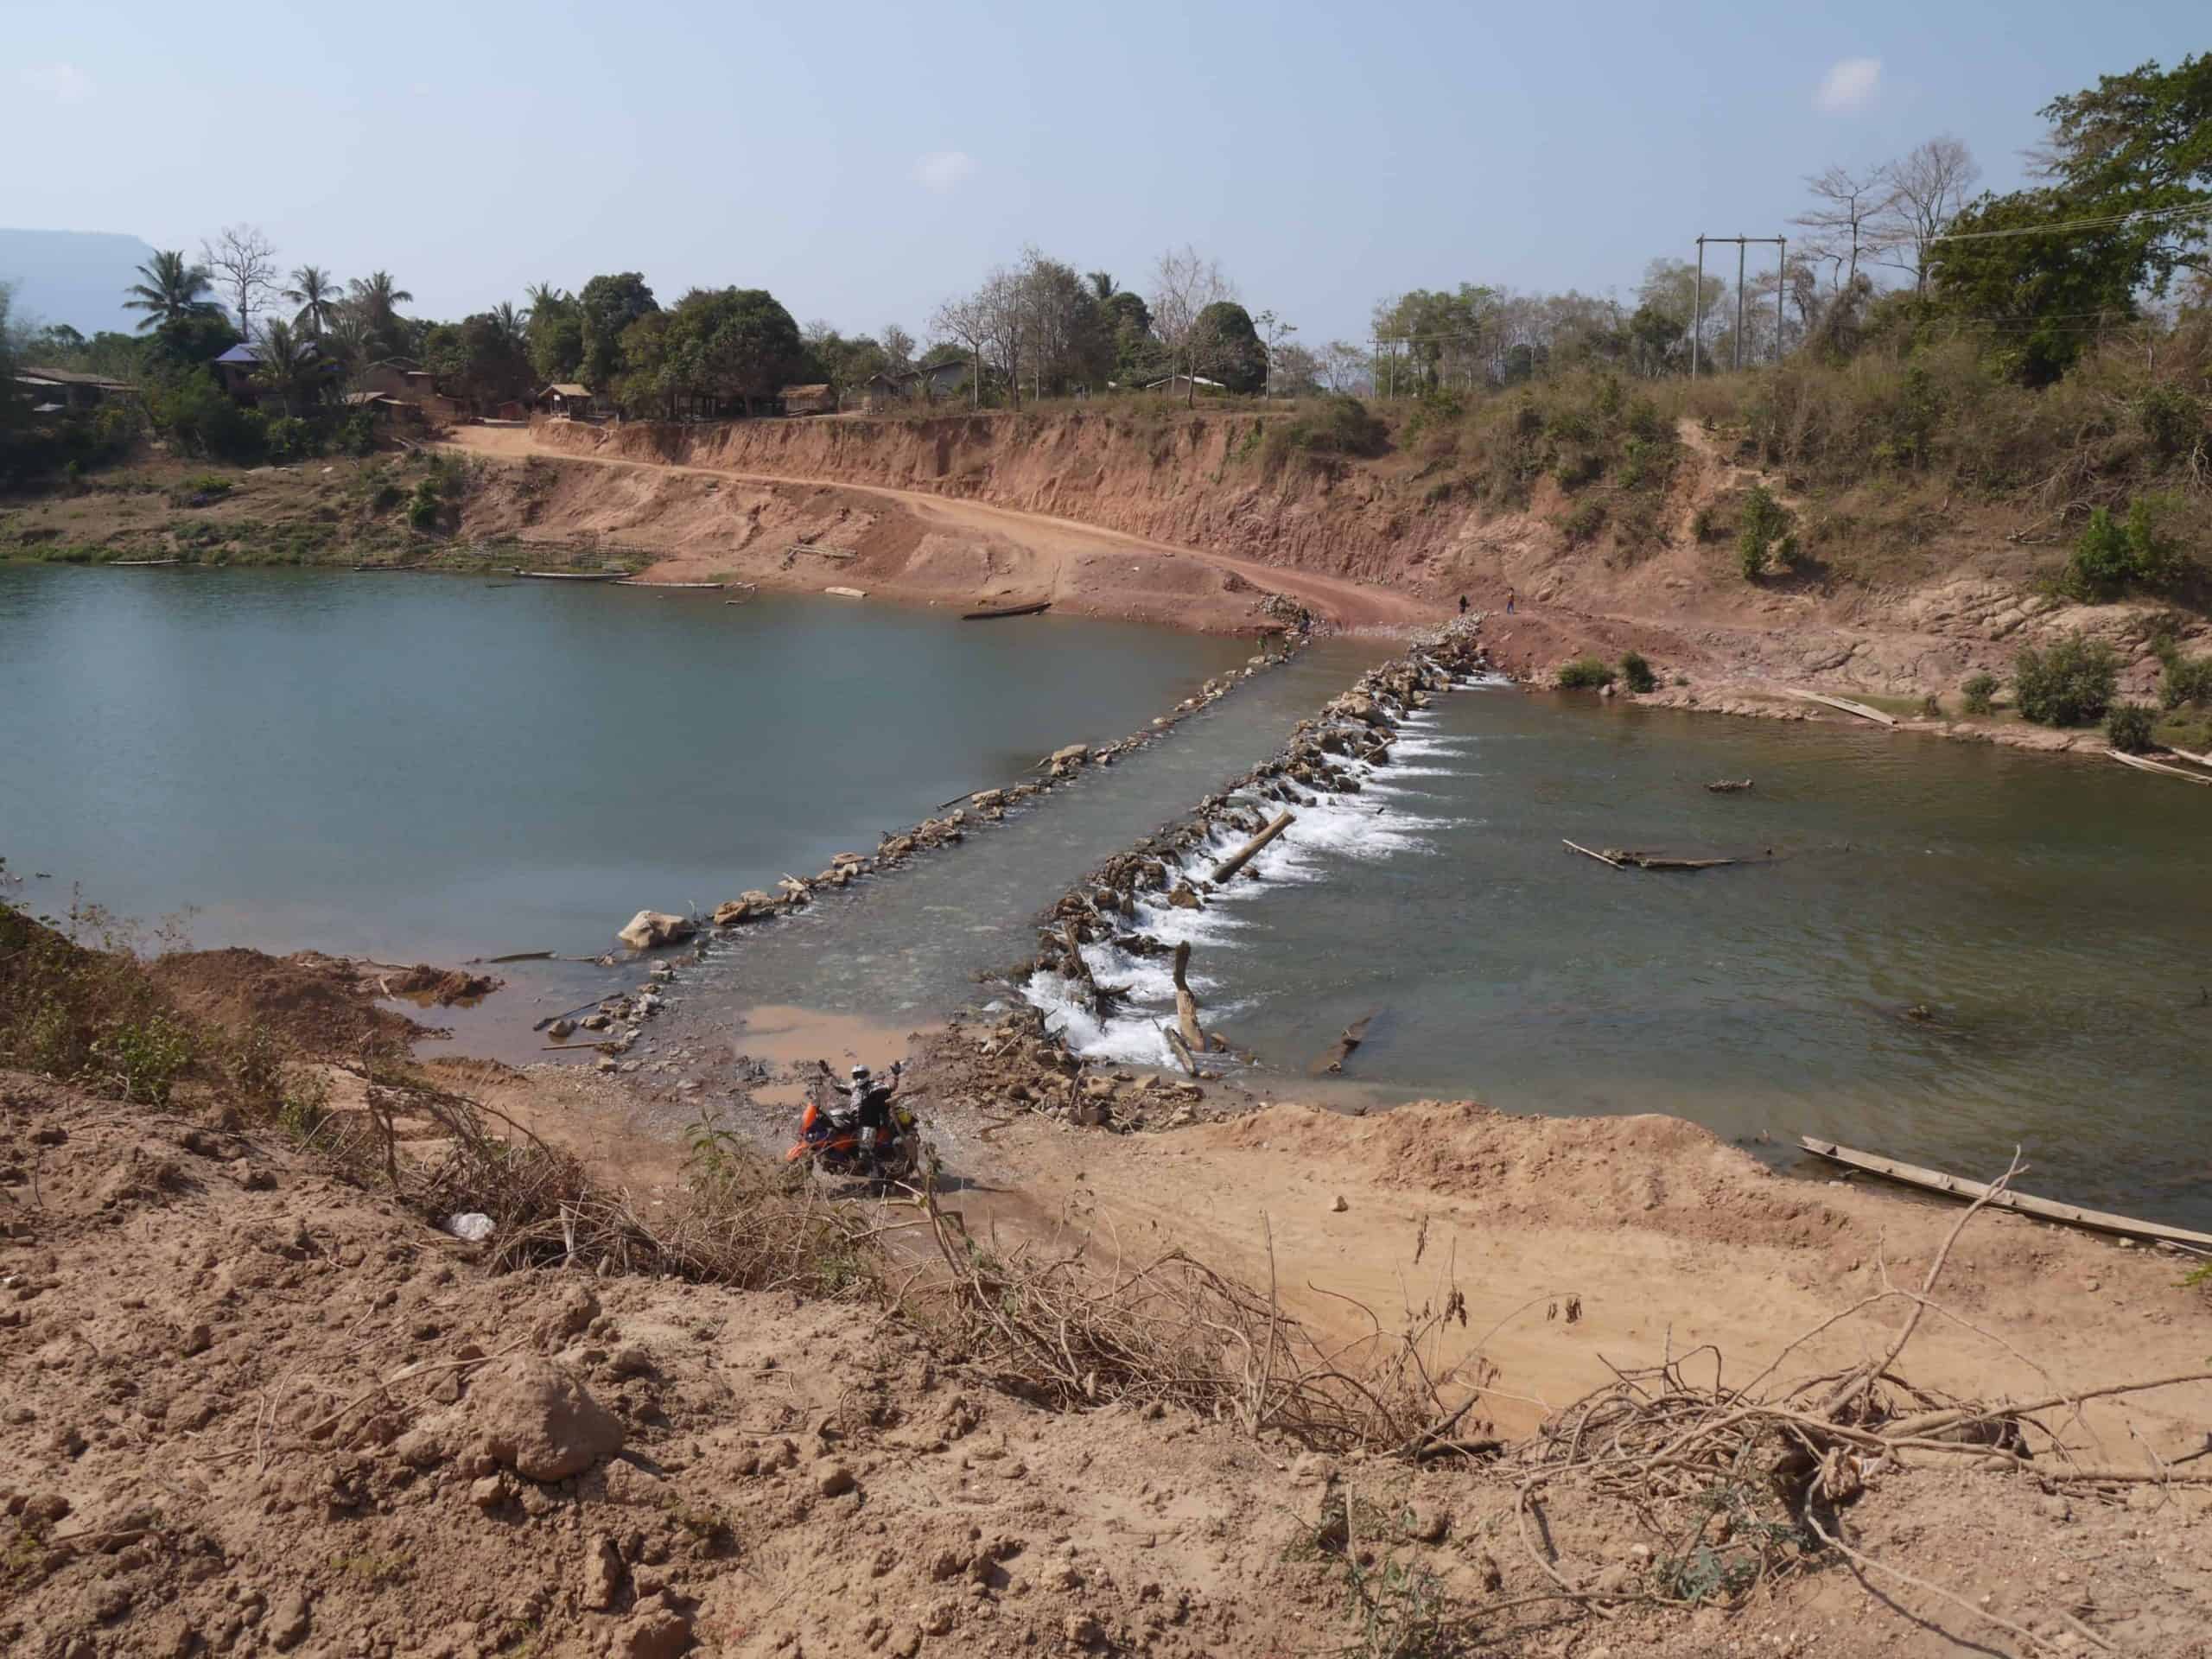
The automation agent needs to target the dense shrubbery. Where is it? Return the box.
[1555,657,1617,690]
[1257,397,1389,475]
[2013,632,2118,726]
[1620,650,1657,693]
[1961,672,1999,715]
[1736,483,1797,580]
[2105,701,2155,753]
[2158,645,2212,710]
[2056,499,2190,601]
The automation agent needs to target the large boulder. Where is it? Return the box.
[467,1355,625,1481]
[711,899,757,927]
[618,910,695,950]
[1048,744,1090,768]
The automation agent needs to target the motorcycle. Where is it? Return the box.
[785,1058,926,1188]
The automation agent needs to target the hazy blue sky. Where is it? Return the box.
[10,0,2202,344]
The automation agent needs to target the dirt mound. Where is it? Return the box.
[148,947,424,1055]
[1208,1099,1859,1255]
[384,963,500,1006]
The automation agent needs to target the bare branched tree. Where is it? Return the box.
[1876,136,1981,283]
[975,263,1031,410]
[1320,340,1370,395]
[1791,165,1898,294]
[201,224,280,340]
[927,292,988,409]
[1149,245,1235,405]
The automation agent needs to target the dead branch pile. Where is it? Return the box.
[308,1061,880,1296]
[921,1186,1493,1452]
[1504,1154,2212,1641]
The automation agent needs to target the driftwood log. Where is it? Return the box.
[1706,778,1753,793]
[1563,839,1740,872]
[1172,941,1205,1058]
[1211,811,1295,883]
[1309,1011,1376,1076]
[1059,919,1119,1017]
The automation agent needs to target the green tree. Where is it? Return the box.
[346,270,415,360]
[577,272,658,391]
[1189,301,1266,394]
[423,312,535,405]
[1371,284,1497,391]
[28,322,86,362]
[1932,188,2149,384]
[283,265,342,335]
[124,251,219,331]
[251,318,326,416]
[2036,54,2212,289]
[141,311,241,378]
[654,287,805,415]
[524,286,584,384]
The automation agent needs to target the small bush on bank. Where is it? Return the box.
[1562,499,1606,544]
[1556,657,1617,690]
[1737,484,1797,580]
[264,416,319,464]
[2013,632,2118,726]
[1961,672,1999,715]
[2156,645,2212,710]
[1620,650,1657,694]
[2105,701,2155,753]
[1259,397,1389,475]
[2057,498,2189,601]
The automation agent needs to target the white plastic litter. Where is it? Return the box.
[443,1212,495,1242]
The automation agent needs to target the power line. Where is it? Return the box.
[1929,200,2212,246]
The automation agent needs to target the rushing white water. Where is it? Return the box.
[1022,671,1504,1068]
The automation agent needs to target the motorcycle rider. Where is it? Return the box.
[827,1059,905,1173]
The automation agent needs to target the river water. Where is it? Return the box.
[0,564,1258,957]
[6,563,2209,1225]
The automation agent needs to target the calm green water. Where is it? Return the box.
[0,564,1257,958]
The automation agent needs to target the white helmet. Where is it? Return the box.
[850,1065,872,1086]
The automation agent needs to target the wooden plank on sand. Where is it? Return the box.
[824,586,868,600]
[1784,689,1897,727]
[2107,749,2212,786]
[1800,1136,2212,1252]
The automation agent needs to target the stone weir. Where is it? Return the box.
[938,615,1497,1133]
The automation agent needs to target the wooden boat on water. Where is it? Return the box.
[512,568,624,582]
[614,579,725,590]
[963,599,1052,620]
[112,558,181,568]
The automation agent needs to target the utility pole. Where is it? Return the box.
[1735,238,1746,372]
[1690,234,1786,373]
[1692,237,1705,379]
[1777,237,1787,361]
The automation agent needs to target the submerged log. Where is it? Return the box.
[1211,811,1295,883]
[1563,839,1740,871]
[963,599,1052,620]
[1309,1011,1377,1076]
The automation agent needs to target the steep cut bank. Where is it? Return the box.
[518,405,2210,724]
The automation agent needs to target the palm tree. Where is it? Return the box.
[253,318,321,416]
[523,282,568,319]
[283,265,342,335]
[347,270,414,358]
[123,251,219,331]
[490,301,527,351]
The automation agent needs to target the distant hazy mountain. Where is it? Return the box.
[0,229,163,337]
